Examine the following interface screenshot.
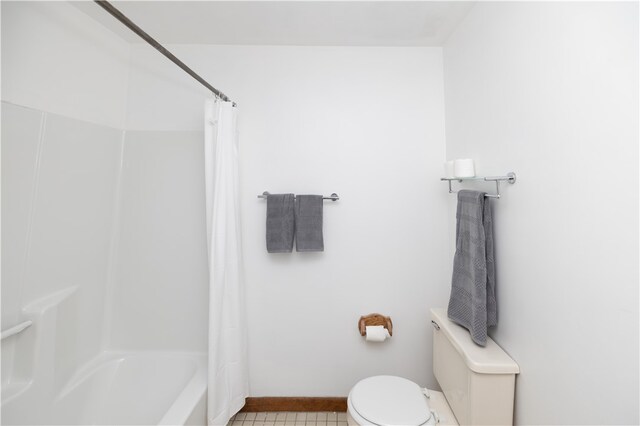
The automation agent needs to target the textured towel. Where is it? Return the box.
[447,190,497,346]
[295,195,324,252]
[266,194,295,253]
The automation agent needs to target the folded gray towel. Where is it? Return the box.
[266,194,295,253]
[295,195,324,252]
[447,190,497,346]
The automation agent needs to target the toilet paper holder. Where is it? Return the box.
[358,313,393,337]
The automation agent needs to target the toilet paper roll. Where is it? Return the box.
[365,325,391,342]
[454,158,476,178]
[444,161,455,178]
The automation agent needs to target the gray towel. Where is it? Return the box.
[447,190,497,346]
[295,195,324,252]
[266,194,295,253]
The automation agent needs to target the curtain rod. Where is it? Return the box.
[94,0,236,106]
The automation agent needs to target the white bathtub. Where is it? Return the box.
[2,351,207,425]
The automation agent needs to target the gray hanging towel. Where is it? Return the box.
[266,193,295,253]
[447,190,497,346]
[295,195,324,252]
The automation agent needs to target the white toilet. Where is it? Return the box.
[347,308,520,426]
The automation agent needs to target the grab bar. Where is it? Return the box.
[1,320,33,341]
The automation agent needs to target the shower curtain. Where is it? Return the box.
[204,99,249,425]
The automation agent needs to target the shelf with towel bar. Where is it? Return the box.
[257,191,339,201]
[1,320,33,341]
[441,172,516,199]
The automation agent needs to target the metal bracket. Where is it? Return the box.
[443,172,516,199]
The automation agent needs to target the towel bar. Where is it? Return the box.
[257,191,339,201]
[441,172,516,198]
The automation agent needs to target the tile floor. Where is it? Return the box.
[227,411,348,426]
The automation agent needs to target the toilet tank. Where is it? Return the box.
[430,308,519,425]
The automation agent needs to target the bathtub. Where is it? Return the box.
[2,351,207,425]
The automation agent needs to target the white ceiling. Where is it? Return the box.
[73,1,475,46]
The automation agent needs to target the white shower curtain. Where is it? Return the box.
[204,99,249,426]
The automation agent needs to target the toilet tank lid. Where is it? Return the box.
[430,308,520,374]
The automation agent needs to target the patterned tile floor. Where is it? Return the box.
[227,411,348,426]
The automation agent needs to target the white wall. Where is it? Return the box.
[1,1,131,129]
[125,44,450,395]
[443,2,639,424]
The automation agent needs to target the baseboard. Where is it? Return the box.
[240,397,347,412]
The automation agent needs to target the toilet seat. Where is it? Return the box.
[347,376,435,426]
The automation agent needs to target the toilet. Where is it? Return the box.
[347,308,520,425]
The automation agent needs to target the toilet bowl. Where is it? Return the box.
[347,309,519,426]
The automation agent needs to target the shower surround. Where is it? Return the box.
[2,2,211,422]
[1,97,209,424]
